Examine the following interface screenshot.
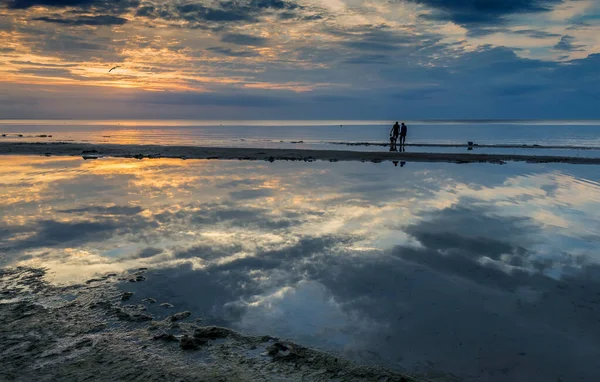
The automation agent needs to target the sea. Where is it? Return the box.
[2,120,600,149]
[2,120,600,382]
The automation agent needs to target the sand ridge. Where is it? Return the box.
[2,142,600,164]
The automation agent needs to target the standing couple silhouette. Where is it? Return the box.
[390,121,407,150]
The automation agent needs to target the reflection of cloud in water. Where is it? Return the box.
[230,280,384,356]
[2,156,600,381]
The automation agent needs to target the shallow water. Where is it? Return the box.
[1,156,600,381]
[2,120,600,154]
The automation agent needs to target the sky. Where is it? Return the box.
[1,0,599,120]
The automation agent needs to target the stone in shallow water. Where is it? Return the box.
[120,292,134,301]
[267,342,291,357]
[180,335,198,350]
[170,311,191,322]
[193,326,232,341]
[160,303,174,308]
[153,332,177,342]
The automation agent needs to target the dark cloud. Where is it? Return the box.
[136,247,164,258]
[135,0,300,27]
[22,30,123,61]
[413,0,562,27]
[33,15,127,26]
[5,0,139,13]
[16,67,75,77]
[206,47,260,57]
[10,60,78,67]
[0,210,154,252]
[554,35,585,52]
[57,205,143,215]
[513,29,561,39]
[174,243,244,261]
[228,188,274,200]
[344,54,390,65]
[2,220,119,250]
[15,66,108,81]
[221,33,269,46]
[135,91,296,108]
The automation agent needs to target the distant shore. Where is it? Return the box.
[2,142,600,164]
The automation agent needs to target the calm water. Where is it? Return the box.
[1,156,600,381]
[2,120,600,151]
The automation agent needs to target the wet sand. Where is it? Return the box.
[327,141,600,150]
[0,267,420,382]
[2,142,600,164]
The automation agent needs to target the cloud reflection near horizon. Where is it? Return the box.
[1,156,600,381]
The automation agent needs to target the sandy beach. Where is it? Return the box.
[2,142,600,164]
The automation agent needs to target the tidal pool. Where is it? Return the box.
[1,156,599,381]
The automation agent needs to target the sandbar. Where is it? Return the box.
[2,142,600,164]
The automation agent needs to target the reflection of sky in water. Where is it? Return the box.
[1,156,600,381]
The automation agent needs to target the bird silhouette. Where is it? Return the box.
[108,65,121,73]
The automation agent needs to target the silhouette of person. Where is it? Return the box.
[399,122,407,145]
[390,122,400,149]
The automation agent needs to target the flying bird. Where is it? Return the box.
[108,65,121,73]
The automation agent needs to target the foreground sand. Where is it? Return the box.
[0,267,422,382]
[1,142,600,164]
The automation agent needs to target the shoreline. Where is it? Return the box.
[2,142,600,164]
[326,141,600,150]
[0,267,423,381]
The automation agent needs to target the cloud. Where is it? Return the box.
[57,205,143,215]
[33,15,127,26]
[228,188,274,200]
[554,35,585,51]
[414,0,563,27]
[2,0,600,119]
[5,0,139,13]
[221,33,269,46]
[135,0,301,27]
[512,28,561,38]
[343,54,390,65]
[135,91,296,108]
[10,60,78,67]
[205,47,260,57]
[135,247,164,258]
